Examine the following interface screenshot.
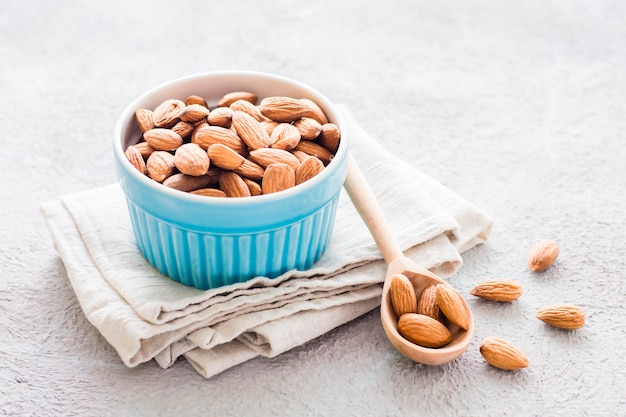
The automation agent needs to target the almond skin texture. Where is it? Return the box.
[397,313,452,348]
[179,103,211,123]
[217,91,258,107]
[146,151,176,183]
[125,146,147,175]
[152,98,185,128]
[389,274,418,317]
[192,125,247,155]
[317,123,341,153]
[207,143,245,170]
[231,111,273,150]
[233,159,265,181]
[207,106,234,128]
[270,123,301,151]
[190,188,226,198]
[219,171,251,198]
[261,163,295,194]
[293,117,322,140]
[435,284,470,330]
[249,148,301,171]
[536,304,585,329]
[528,239,559,271]
[470,279,523,302]
[230,99,265,121]
[417,284,443,322]
[293,141,333,165]
[295,156,325,185]
[162,173,214,192]
[480,337,529,370]
[143,128,183,151]
[300,98,329,125]
[174,143,210,176]
[135,108,154,133]
[259,96,310,122]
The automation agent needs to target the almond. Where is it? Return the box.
[470,279,523,302]
[174,143,210,176]
[270,123,301,151]
[125,146,147,175]
[397,313,452,348]
[300,98,329,125]
[231,110,272,150]
[293,140,333,165]
[143,128,183,151]
[207,143,245,170]
[389,274,417,317]
[261,120,280,136]
[262,163,295,194]
[207,106,234,128]
[162,172,214,192]
[291,150,312,163]
[242,178,263,196]
[249,148,301,171]
[184,95,208,107]
[295,155,324,185]
[229,99,265,121]
[217,91,258,107]
[259,96,310,122]
[171,121,195,139]
[528,239,559,272]
[417,284,443,322]
[152,98,185,128]
[293,117,322,140]
[480,337,529,370]
[233,159,265,181]
[435,284,470,330]
[190,188,226,197]
[133,141,155,159]
[219,171,251,198]
[135,108,154,133]
[536,304,585,329]
[317,123,341,153]
[192,125,247,155]
[179,104,211,123]
[146,151,176,183]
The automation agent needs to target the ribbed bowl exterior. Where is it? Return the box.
[126,194,339,289]
[113,71,348,289]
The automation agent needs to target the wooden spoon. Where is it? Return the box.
[343,154,474,365]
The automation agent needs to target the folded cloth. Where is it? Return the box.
[40,106,493,379]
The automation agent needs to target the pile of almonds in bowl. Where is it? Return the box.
[124,92,341,197]
[390,275,470,349]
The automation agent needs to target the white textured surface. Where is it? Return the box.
[2,0,625,416]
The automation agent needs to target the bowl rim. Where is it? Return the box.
[113,70,348,207]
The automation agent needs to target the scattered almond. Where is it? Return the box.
[480,337,529,370]
[536,304,585,329]
[528,239,559,272]
[470,279,523,302]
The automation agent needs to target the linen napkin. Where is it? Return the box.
[40,105,493,379]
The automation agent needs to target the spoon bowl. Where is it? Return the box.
[344,154,474,365]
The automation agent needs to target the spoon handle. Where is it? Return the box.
[344,153,404,264]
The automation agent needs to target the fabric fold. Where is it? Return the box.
[40,106,493,379]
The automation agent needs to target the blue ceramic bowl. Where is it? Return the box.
[113,71,348,290]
